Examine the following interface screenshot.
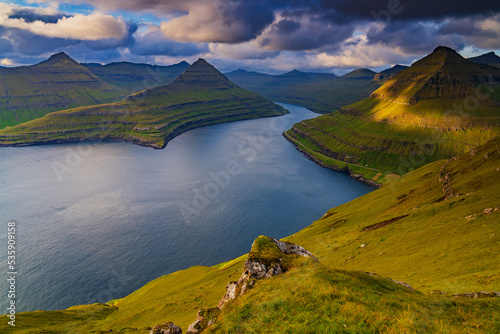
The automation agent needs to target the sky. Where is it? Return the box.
[0,0,499,73]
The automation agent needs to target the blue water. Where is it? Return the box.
[0,103,373,312]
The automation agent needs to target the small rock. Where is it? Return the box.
[465,214,477,221]
[483,208,493,214]
[150,322,182,334]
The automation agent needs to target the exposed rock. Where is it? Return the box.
[150,321,182,334]
[452,291,500,298]
[183,236,317,333]
[217,236,317,310]
[186,307,221,334]
[483,208,493,214]
[270,238,318,261]
[362,271,415,291]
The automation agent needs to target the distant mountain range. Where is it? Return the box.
[0,58,286,148]
[0,52,126,128]
[285,46,500,185]
[83,61,190,91]
[468,51,500,68]
[226,64,406,113]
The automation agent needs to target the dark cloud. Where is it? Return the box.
[8,9,70,24]
[0,27,77,56]
[258,17,354,51]
[130,28,205,56]
[272,19,301,35]
[366,21,466,54]
[439,17,497,39]
[328,0,500,22]
[160,0,276,43]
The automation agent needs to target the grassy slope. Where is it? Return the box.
[2,136,498,334]
[84,61,190,92]
[226,70,381,114]
[0,53,126,129]
[285,47,500,185]
[0,59,286,149]
[210,265,500,333]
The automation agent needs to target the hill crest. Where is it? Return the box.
[370,46,500,104]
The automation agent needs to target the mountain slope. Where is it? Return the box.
[0,52,126,128]
[84,61,190,92]
[373,64,409,82]
[0,59,286,149]
[285,46,500,185]
[2,136,499,333]
[227,69,380,114]
[469,51,500,67]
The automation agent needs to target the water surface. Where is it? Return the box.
[0,103,373,312]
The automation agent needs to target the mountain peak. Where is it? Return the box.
[343,68,376,79]
[468,51,500,65]
[167,58,235,91]
[36,52,80,67]
[416,46,468,66]
[371,45,500,104]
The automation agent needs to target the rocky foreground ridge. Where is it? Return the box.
[150,236,318,334]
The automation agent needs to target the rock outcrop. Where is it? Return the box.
[217,236,317,309]
[185,235,317,333]
[186,307,220,334]
[150,321,182,334]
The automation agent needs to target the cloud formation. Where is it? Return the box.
[160,0,274,43]
[0,3,128,41]
[3,0,500,72]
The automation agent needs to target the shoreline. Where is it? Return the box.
[282,132,381,188]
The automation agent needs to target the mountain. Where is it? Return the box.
[469,51,500,67]
[342,68,377,80]
[0,52,126,128]
[0,59,287,149]
[84,61,190,92]
[373,64,409,82]
[284,46,500,185]
[227,68,380,114]
[4,136,499,333]
[371,46,500,104]
[280,69,337,80]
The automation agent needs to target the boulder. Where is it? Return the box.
[217,236,317,309]
[150,321,182,334]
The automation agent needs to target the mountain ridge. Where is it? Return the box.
[285,46,500,185]
[0,52,126,128]
[0,58,287,149]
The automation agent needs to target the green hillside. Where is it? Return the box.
[0,59,286,149]
[285,46,500,185]
[226,68,381,114]
[84,61,190,92]
[0,53,126,128]
[2,136,498,333]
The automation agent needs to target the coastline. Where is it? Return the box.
[282,131,382,188]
